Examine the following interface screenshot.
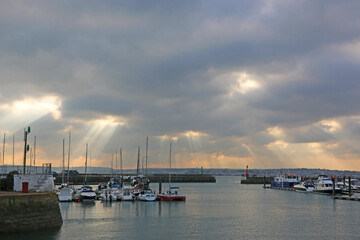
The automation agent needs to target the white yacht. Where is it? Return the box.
[338,178,360,191]
[294,180,315,192]
[314,175,341,194]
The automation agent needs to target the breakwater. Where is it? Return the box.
[241,176,272,184]
[0,192,63,232]
[55,174,216,185]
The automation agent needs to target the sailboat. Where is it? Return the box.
[75,143,96,202]
[157,143,186,201]
[58,137,74,202]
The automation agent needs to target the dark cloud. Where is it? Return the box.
[1,1,360,169]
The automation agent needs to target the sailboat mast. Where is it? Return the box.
[62,139,65,184]
[136,146,140,176]
[120,148,123,178]
[115,151,118,178]
[33,136,36,174]
[145,136,148,175]
[12,134,14,170]
[85,143,88,184]
[67,132,71,183]
[111,153,113,177]
[169,142,172,189]
[3,133,5,173]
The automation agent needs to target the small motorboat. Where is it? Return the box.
[100,188,117,201]
[157,186,186,201]
[338,178,360,192]
[75,185,96,202]
[294,180,315,192]
[120,185,134,201]
[58,187,74,202]
[137,190,157,201]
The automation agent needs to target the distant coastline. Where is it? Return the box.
[2,165,359,178]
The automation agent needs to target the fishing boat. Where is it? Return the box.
[157,143,186,201]
[271,174,301,188]
[293,180,315,192]
[313,175,341,194]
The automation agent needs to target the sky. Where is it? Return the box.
[1,0,360,171]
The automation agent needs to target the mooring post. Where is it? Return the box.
[263,175,266,188]
[332,176,335,197]
[348,175,351,196]
[159,179,162,194]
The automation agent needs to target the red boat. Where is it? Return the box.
[157,186,186,201]
[157,143,186,201]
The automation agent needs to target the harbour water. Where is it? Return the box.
[2,176,360,240]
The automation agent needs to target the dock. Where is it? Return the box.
[263,186,360,202]
[332,195,360,201]
[262,186,296,191]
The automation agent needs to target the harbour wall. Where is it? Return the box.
[55,174,216,185]
[0,192,63,232]
[241,177,272,184]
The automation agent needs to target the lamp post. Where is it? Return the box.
[23,126,30,174]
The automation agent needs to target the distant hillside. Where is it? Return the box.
[2,165,360,178]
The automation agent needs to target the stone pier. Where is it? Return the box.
[0,192,63,232]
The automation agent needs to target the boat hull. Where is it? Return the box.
[313,189,342,195]
[294,187,314,192]
[157,194,186,201]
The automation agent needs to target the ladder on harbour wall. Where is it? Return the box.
[34,163,52,192]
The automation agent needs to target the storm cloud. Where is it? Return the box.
[1,0,360,171]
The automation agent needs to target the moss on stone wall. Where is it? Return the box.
[0,192,63,232]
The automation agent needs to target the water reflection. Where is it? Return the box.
[1,227,61,240]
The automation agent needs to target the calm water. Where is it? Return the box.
[3,176,360,240]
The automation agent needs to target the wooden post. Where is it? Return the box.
[263,175,266,188]
[332,176,335,197]
[159,180,162,194]
[348,175,351,196]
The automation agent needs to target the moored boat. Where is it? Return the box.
[314,175,341,194]
[271,174,301,188]
[157,143,186,201]
[157,186,186,201]
[75,185,96,202]
[120,185,134,201]
[58,187,74,201]
[294,180,315,192]
[137,190,157,201]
